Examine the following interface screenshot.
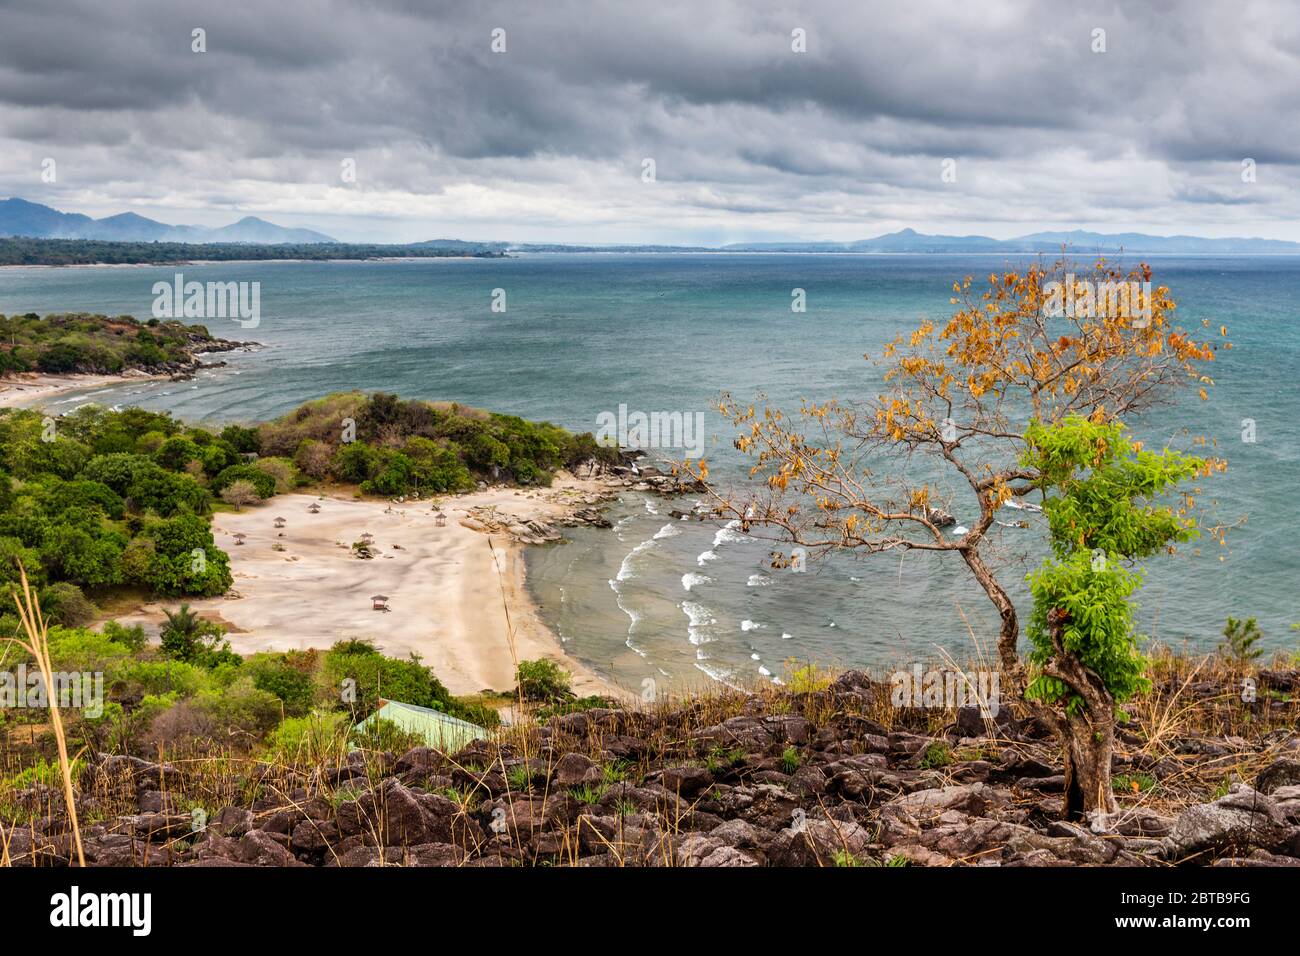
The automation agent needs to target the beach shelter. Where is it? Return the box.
[274,516,286,528]
[308,503,321,513]
[352,699,487,753]
[371,594,389,610]
[435,511,447,527]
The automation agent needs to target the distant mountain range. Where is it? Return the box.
[713,228,1300,255]
[515,227,1300,255]
[0,198,336,244]
[5,199,1300,254]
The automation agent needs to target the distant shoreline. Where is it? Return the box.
[6,251,1300,271]
[0,370,170,409]
[0,255,500,270]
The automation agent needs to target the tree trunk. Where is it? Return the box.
[1042,607,1117,820]
[1058,703,1117,819]
[960,546,1021,684]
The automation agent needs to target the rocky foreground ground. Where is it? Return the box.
[4,668,1299,867]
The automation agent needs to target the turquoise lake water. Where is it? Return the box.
[1,254,1295,691]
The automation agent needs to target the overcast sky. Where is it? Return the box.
[1,0,1297,243]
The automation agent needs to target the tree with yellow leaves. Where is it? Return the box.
[696,259,1225,689]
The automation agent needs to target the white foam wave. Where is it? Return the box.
[681,600,716,646]
[615,538,657,582]
[712,519,750,547]
[692,661,742,689]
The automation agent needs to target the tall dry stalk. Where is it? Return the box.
[487,537,527,726]
[4,565,85,866]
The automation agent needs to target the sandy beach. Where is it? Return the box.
[114,481,631,701]
[0,370,166,409]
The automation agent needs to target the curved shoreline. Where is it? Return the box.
[110,484,636,704]
[0,370,172,409]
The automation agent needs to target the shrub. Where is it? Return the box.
[1219,616,1263,663]
[159,603,240,668]
[254,456,298,493]
[38,582,98,627]
[320,639,488,726]
[212,464,276,499]
[194,676,283,737]
[780,746,802,773]
[332,442,380,484]
[220,479,260,511]
[102,620,147,652]
[120,660,209,698]
[37,340,92,373]
[136,514,232,596]
[154,436,200,471]
[784,661,831,693]
[293,439,333,479]
[44,625,134,676]
[220,424,261,455]
[39,524,125,588]
[515,658,573,702]
[360,452,415,497]
[265,711,348,765]
[245,652,317,717]
[141,700,218,753]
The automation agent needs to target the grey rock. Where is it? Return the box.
[1161,784,1290,860]
[1256,759,1300,795]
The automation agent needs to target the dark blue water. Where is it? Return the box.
[2,254,1295,690]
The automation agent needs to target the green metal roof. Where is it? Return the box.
[352,698,488,753]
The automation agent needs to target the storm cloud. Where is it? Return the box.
[1,0,1296,242]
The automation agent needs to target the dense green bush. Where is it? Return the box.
[257,392,616,496]
[331,442,380,483]
[245,651,318,717]
[515,658,574,702]
[159,603,240,667]
[7,620,498,760]
[322,639,497,727]
[211,463,276,499]
[135,515,232,595]
[266,711,348,764]
[0,312,220,374]
[40,581,99,625]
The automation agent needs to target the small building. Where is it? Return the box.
[352,699,488,754]
[308,503,321,514]
[371,594,389,611]
[435,512,447,527]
